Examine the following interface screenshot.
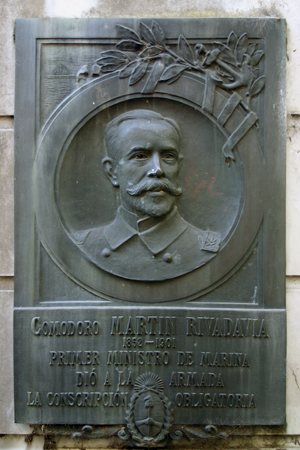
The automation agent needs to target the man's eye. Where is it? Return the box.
[163,153,176,160]
[134,153,148,160]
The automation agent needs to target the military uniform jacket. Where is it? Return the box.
[75,207,221,281]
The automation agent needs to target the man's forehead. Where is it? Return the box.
[117,118,180,139]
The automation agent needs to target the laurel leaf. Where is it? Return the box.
[252,68,259,79]
[235,33,248,63]
[166,72,184,84]
[116,40,145,51]
[227,31,237,51]
[160,64,186,82]
[126,52,139,61]
[247,43,257,57]
[100,62,125,73]
[151,21,165,46]
[119,61,139,78]
[251,50,264,66]
[116,24,141,42]
[98,50,126,59]
[214,42,236,65]
[139,22,156,45]
[178,35,194,64]
[142,59,165,94]
[129,60,149,85]
[250,76,265,97]
[160,53,175,65]
[139,46,162,57]
[96,56,125,65]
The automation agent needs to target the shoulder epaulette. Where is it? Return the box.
[200,230,222,253]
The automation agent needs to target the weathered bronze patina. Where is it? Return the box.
[14,18,286,447]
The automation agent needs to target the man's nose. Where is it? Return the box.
[147,153,164,177]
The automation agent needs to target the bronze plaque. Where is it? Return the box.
[14,18,286,445]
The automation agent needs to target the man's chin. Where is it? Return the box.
[141,206,172,218]
[126,194,176,218]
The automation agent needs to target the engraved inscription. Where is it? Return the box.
[111,316,176,336]
[49,351,100,366]
[31,317,100,336]
[107,350,170,366]
[28,313,262,414]
[199,352,250,367]
[186,317,269,338]
[174,392,256,408]
[27,392,42,407]
[46,392,128,408]
[169,372,225,387]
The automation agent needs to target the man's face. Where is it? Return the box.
[113,118,183,218]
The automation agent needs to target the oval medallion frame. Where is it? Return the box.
[34,72,264,303]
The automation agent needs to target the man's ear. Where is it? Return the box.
[102,157,119,187]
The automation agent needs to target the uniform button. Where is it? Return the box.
[102,248,111,258]
[163,253,173,263]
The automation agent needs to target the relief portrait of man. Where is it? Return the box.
[75,109,221,281]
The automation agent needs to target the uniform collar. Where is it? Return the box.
[104,206,188,255]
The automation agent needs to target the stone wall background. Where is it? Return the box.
[0,0,299,448]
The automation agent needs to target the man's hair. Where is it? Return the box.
[104,110,181,159]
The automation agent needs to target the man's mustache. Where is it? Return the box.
[126,179,183,197]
